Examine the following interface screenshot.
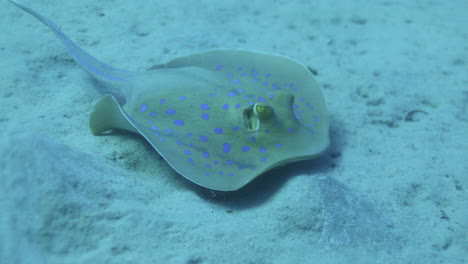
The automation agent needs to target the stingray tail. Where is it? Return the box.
[10,0,137,82]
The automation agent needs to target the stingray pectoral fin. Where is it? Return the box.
[89,95,138,135]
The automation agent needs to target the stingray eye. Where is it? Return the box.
[243,104,274,130]
[255,104,273,120]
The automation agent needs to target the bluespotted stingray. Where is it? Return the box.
[11,1,330,191]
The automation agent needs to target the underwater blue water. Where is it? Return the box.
[1,0,466,263]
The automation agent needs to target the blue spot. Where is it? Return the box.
[308,123,313,127]
[150,112,157,116]
[174,120,184,126]
[202,152,210,158]
[228,92,236,97]
[229,173,234,177]
[235,104,241,109]
[241,72,247,76]
[200,136,208,142]
[205,164,211,168]
[218,171,223,175]
[237,67,243,71]
[249,135,256,143]
[231,79,240,84]
[263,81,269,85]
[166,109,176,115]
[184,150,192,155]
[216,65,222,70]
[166,128,173,133]
[140,104,147,112]
[306,103,311,107]
[276,143,282,148]
[160,99,166,104]
[288,128,293,133]
[214,127,223,134]
[237,89,244,93]
[232,126,239,131]
[201,104,210,110]
[188,157,194,163]
[258,97,265,102]
[180,96,187,100]
[147,121,153,124]
[300,98,305,102]
[265,129,270,133]
[210,93,216,97]
[187,132,193,137]
[213,160,219,165]
[265,73,271,78]
[242,146,250,152]
[260,147,266,153]
[269,94,275,99]
[176,141,183,146]
[222,104,229,110]
[260,157,267,162]
[223,143,231,153]
[150,126,158,131]
[201,113,209,120]
[272,83,279,90]
[226,160,233,165]
[159,138,164,142]
[294,104,299,109]
[226,73,233,78]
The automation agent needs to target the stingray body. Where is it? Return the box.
[11,1,330,191]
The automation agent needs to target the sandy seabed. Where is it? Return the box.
[1,0,466,263]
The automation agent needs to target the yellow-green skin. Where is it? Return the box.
[90,50,330,191]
